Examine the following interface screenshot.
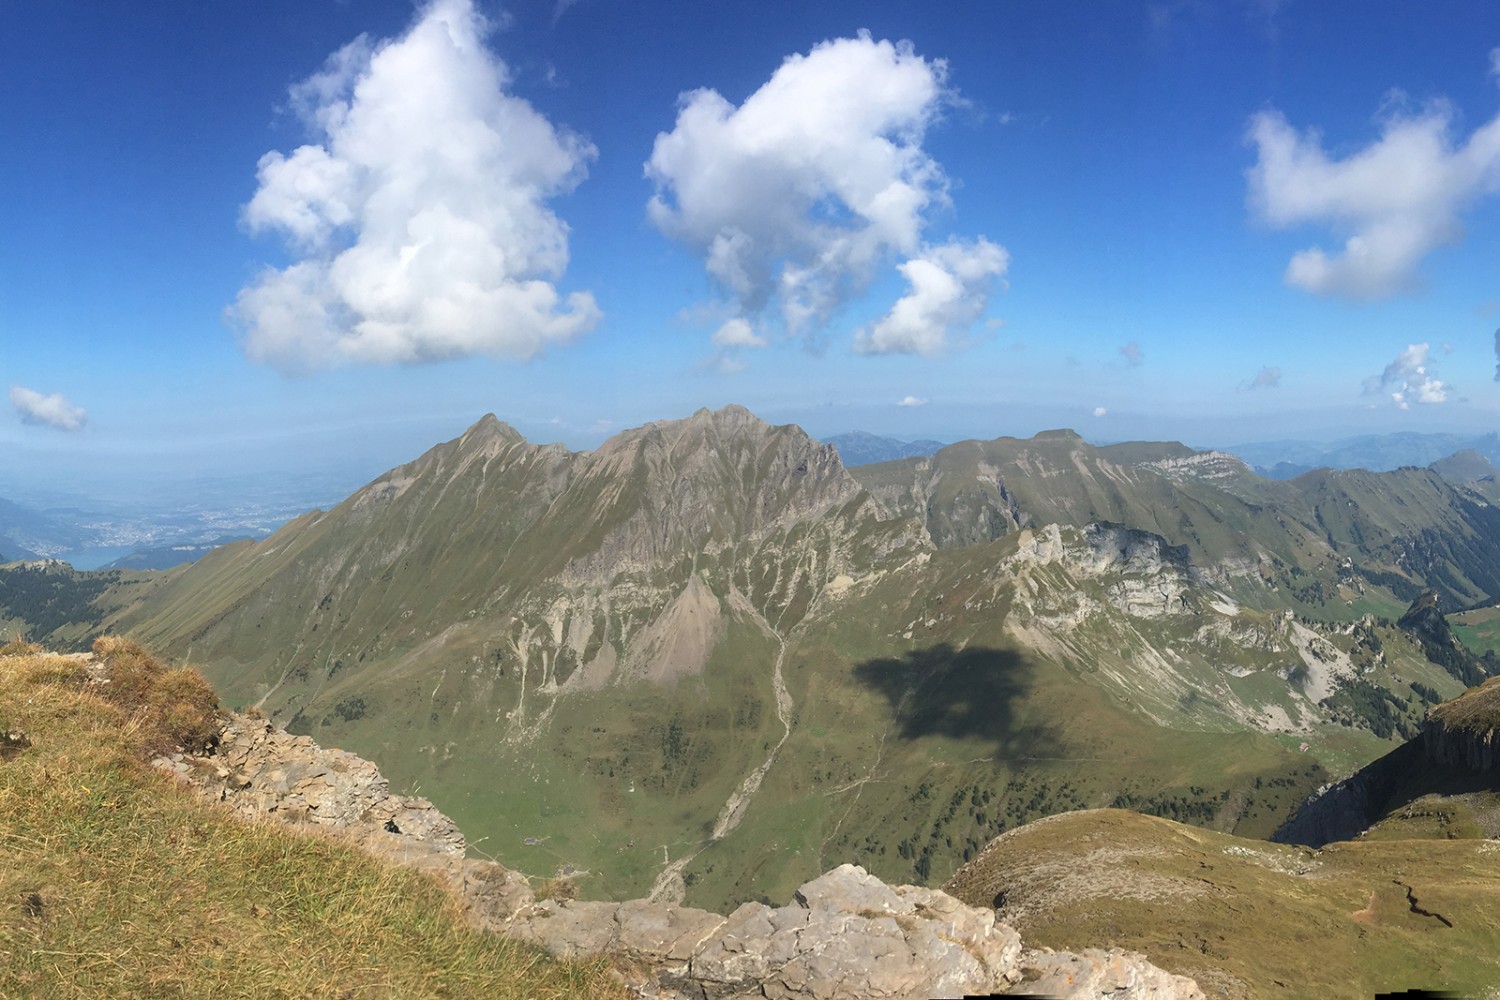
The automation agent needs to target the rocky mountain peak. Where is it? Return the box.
[1397,590,1448,642]
[460,413,525,447]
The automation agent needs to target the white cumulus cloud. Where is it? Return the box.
[1246,64,1500,299]
[897,395,929,407]
[647,32,1005,352]
[1365,342,1447,409]
[855,238,1008,356]
[10,386,87,431]
[1092,406,1107,417]
[231,0,600,373]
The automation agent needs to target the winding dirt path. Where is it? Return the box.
[648,632,792,904]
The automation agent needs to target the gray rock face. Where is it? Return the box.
[1006,947,1206,998]
[158,714,465,861]
[1424,714,1500,771]
[511,864,1024,999]
[156,711,1201,1000]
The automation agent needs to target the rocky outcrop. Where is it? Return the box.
[157,714,464,859]
[1010,947,1209,998]
[1424,719,1500,771]
[512,865,1025,999]
[1423,676,1500,771]
[155,711,1204,1000]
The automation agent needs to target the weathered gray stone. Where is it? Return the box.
[686,865,1023,1000]
[1006,946,1206,999]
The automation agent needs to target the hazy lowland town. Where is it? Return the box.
[6,2,1500,997]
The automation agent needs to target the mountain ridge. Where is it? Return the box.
[73,405,1500,910]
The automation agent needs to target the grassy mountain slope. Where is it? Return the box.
[0,643,624,999]
[943,808,1500,1000]
[97,411,1499,912]
[0,560,123,649]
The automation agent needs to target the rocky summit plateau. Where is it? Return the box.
[5,404,1500,997]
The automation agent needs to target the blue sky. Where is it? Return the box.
[4,0,1500,499]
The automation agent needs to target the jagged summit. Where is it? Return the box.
[608,403,792,448]
[461,412,525,445]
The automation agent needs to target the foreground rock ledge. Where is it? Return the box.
[156,713,1203,1000]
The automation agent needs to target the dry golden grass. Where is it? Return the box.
[1429,675,1500,731]
[0,646,629,999]
[0,637,42,657]
[944,808,1500,1000]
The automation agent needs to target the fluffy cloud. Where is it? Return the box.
[10,386,86,431]
[231,0,600,373]
[1248,365,1282,389]
[1493,328,1500,382]
[856,239,1008,356]
[647,33,1004,353]
[1119,341,1144,367]
[897,395,929,407]
[1366,343,1447,409]
[1246,65,1500,298]
[1092,406,1107,417]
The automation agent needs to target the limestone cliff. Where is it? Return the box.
[1423,675,1500,771]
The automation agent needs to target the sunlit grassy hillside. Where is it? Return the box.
[944,809,1500,1000]
[0,640,625,999]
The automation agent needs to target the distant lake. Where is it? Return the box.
[58,546,136,571]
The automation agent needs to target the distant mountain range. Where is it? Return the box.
[1222,430,1500,479]
[823,431,946,465]
[826,427,1500,479]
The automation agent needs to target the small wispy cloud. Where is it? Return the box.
[711,318,767,349]
[898,395,929,407]
[10,386,87,431]
[1092,405,1107,417]
[1247,365,1282,389]
[1119,341,1144,367]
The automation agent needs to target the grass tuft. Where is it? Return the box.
[0,636,42,657]
[87,636,223,756]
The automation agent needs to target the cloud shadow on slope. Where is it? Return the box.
[852,643,1059,758]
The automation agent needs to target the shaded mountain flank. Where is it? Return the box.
[54,406,1498,911]
[1273,675,1500,851]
